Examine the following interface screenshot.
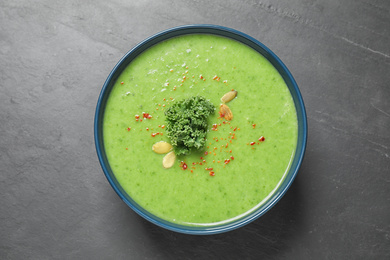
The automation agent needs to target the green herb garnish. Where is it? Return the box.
[165,96,215,156]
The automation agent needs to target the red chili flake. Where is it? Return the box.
[120,81,124,85]
[191,170,193,173]
[146,128,149,131]
[125,147,128,150]
[229,150,232,153]
[200,157,203,160]
[209,171,215,176]
[259,136,265,142]
[192,162,196,165]
[151,133,157,137]
[250,142,256,146]
[204,151,208,155]
[212,124,218,131]
[127,127,131,131]
[233,127,237,131]
[135,115,140,119]
[205,167,213,171]
[224,159,231,164]
[200,75,204,79]
[170,69,173,72]
[230,156,234,160]
[179,161,188,170]
[252,124,256,129]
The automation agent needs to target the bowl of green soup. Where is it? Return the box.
[95,25,307,235]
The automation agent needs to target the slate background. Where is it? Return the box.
[1,0,389,259]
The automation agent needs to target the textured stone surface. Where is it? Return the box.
[1,0,389,259]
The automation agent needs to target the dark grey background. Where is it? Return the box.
[1,0,389,259]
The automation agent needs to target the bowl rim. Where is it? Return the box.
[95,24,307,235]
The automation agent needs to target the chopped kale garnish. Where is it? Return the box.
[164,96,215,156]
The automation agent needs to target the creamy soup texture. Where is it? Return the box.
[103,34,297,226]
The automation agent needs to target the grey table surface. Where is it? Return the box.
[1,0,389,259]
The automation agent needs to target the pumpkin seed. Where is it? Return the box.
[221,90,237,103]
[152,141,173,154]
[219,104,233,121]
[163,151,176,168]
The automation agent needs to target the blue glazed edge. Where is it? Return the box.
[94,24,307,235]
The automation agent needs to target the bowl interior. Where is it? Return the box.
[95,25,307,235]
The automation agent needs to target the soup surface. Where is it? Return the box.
[103,34,297,226]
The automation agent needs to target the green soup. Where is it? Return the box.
[103,34,297,226]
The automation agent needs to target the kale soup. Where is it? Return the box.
[102,33,298,226]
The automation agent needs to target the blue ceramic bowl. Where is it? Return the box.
[95,25,307,235]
